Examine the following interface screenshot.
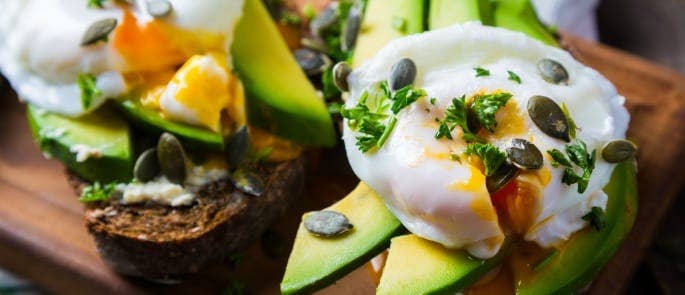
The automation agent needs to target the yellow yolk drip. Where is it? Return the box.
[449,164,496,222]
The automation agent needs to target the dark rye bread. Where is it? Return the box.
[67,158,305,280]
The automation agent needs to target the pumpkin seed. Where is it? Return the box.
[309,4,338,35]
[225,125,250,168]
[601,140,637,163]
[341,6,361,52]
[147,0,173,18]
[231,169,264,197]
[486,163,519,193]
[294,48,331,76]
[389,58,417,91]
[507,139,543,170]
[300,36,329,53]
[134,148,160,182]
[527,95,570,142]
[333,62,352,92]
[304,210,353,237]
[157,132,187,184]
[81,18,118,46]
[537,59,569,85]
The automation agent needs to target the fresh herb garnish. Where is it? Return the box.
[77,73,101,109]
[280,11,301,26]
[548,140,596,193]
[474,67,490,77]
[561,103,577,139]
[88,0,105,8]
[392,16,407,34]
[582,206,606,231]
[465,143,507,176]
[322,68,341,100]
[301,3,316,20]
[430,98,436,105]
[507,70,522,84]
[435,95,483,143]
[79,182,116,203]
[471,92,513,132]
[380,80,427,114]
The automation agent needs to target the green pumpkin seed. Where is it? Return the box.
[147,0,173,18]
[486,163,519,193]
[300,36,329,53]
[309,4,338,35]
[389,58,417,91]
[157,132,187,184]
[341,6,361,52]
[528,95,570,142]
[333,61,352,92]
[225,126,250,168]
[81,18,118,46]
[294,48,331,76]
[601,140,637,163]
[304,210,353,237]
[507,139,543,170]
[134,148,160,182]
[231,169,264,197]
[537,59,569,85]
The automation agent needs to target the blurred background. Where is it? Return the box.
[0,0,683,294]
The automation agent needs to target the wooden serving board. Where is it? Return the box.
[1,30,685,295]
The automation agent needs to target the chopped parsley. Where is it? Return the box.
[474,67,490,77]
[547,140,596,193]
[87,0,105,8]
[79,182,116,203]
[77,73,101,109]
[279,11,301,26]
[464,143,507,176]
[434,95,483,143]
[561,103,578,139]
[380,81,427,114]
[430,98,436,105]
[507,70,522,84]
[392,16,408,34]
[471,92,513,132]
[582,206,606,231]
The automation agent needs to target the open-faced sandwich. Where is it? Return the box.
[282,0,638,294]
[0,0,336,280]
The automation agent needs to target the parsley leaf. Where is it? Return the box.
[465,143,507,176]
[392,16,407,34]
[582,206,606,231]
[474,67,490,77]
[547,140,596,193]
[435,96,484,143]
[561,103,578,139]
[79,182,116,203]
[471,92,512,132]
[88,0,105,8]
[507,70,522,84]
[77,73,101,109]
[322,68,341,100]
[388,83,426,114]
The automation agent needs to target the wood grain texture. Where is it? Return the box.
[1,32,684,295]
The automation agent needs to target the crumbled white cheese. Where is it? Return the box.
[69,144,102,162]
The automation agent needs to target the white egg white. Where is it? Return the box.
[344,23,629,259]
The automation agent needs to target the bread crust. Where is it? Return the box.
[68,158,305,280]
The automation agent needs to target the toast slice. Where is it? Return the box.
[68,158,304,280]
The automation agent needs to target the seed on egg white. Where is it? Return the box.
[225,125,250,168]
[507,139,543,170]
[341,6,361,52]
[157,132,187,184]
[601,140,637,163]
[389,58,417,91]
[537,59,569,85]
[231,169,264,197]
[527,95,570,142]
[81,18,118,46]
[147,0,173,18]
[134,148,160,182]
[309,4,338,36]
[295,48,332,76]
[486,163,519,193]
[304,210,353,237]
[333,62,352,92]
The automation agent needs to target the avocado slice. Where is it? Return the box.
[115,100,224,151]
[429,0,494,29]
[280,183,403,295]
[232,0,335,147]
[352,0,426,67]
[492,0,559,46]
[27,104,133,183]
[377,235,508,295]
[514,161,637,294]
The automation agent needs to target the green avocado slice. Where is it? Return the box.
[27,104,133,183]
[232,0,335,147]
[429,0,494,29]
[492,0,559,46]
[280,183,403,295]
[377,235,508,295]
[515,161,638,294]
